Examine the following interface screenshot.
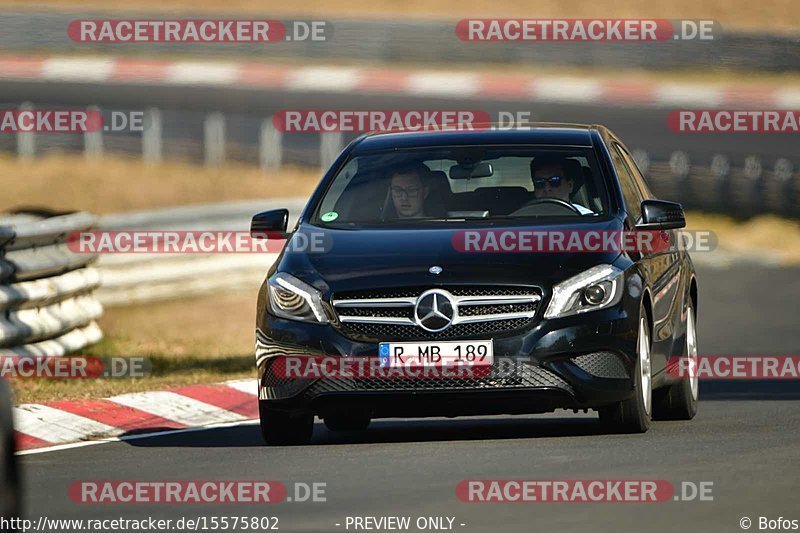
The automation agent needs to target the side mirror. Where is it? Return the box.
[250,209,289,239]
[636,200,686,230]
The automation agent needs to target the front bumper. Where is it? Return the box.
[256,302,639,417]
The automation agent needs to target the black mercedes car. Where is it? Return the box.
[252,124,699,445]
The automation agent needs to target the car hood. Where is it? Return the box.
[277,219,625,295]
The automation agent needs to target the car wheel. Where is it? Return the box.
[599,306,652,433]
[654,301,699,420]
[324,412,371,432]
[258,401,313,446]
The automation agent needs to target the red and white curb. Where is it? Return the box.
[0,54,798,108]
[13,379,258,453]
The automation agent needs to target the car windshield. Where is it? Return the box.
[313,146,610,226]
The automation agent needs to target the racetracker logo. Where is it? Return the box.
[0,109,103,133]
[0,356,150,379]
[457,480,713,502]
[269,355,494,379]
[667,355,800,379]
[668,110,800,133]
[452,230,717,254]
[273,110,491,133]
[67,230,329,254]
[455,19,717,42]
[69,481,287,504]
[68,20,328,43]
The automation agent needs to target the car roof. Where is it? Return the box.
[352,123,602,151]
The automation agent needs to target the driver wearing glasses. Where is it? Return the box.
[389,163,430,219]
[531,156,594,215]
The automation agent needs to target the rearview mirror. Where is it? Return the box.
[251,209,289,239]
[449,162,494,179]
[636,200,686,230]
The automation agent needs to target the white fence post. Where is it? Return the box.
[259,117,283,170]
[142,107,162,163]
[669,151,691,179]
[17,102,35,159]
[204,112,226,166]
[744,155,763,181]
[84,105,103,158]
[319,132,343,170]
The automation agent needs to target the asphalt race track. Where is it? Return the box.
[20,261,800,533]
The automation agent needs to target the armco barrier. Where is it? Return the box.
[644,155,800,220]
[0,210,103,357]
[93,198,305,306]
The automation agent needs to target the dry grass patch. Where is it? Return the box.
[93,288,257,357]
[686,211,800,264]
[1,154,317,214]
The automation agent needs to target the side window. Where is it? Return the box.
[617,144,654,200]
[319,158,358,214]
[611,143,643,222]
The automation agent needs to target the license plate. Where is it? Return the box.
[378,340,494,369]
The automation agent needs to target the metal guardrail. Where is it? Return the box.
[633,152,800,219]
[0,210,103,357]
[94,198,305,306]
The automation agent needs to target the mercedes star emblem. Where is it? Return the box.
[414,289,456,332]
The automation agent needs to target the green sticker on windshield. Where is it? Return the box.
[321,211,339,222]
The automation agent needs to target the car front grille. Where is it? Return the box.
[332,286,541,342]
[302,361,574,398]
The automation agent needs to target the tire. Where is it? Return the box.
[0,379,20,523]
[653,302,699,420]
[258,401,313,446]
[324,413,371,432]
[599,305,652,433]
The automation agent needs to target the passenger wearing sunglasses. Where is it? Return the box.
[531,157,594,215]
[389,164,430,218]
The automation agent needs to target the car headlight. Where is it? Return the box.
[544,264,624,319]
[267,272,329,323]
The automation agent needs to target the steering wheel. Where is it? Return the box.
[510,198,582,216]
